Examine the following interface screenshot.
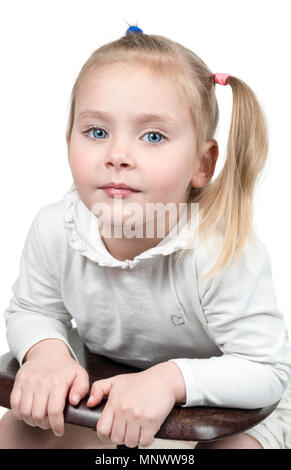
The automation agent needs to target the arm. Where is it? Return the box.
[153,361,186,404]
[168,234,291,408]
[23,338,74,363]
[3,208,78,365]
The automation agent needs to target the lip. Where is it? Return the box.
[100,182,140,192]
[102,187,139,198]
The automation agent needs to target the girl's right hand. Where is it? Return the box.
[9,338,89,437]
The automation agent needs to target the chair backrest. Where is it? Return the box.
[0,328,279,442]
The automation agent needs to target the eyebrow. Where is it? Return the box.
[77,110,177,126]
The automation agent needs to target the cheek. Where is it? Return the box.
[150,165,188,201]
[69,147,94,186]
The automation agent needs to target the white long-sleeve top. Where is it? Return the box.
[4,183,291,408]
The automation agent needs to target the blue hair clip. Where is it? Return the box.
[126,26,143,35]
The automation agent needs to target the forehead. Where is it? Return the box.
[75,64,192,123]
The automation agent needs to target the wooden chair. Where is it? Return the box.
[0,328,279,449]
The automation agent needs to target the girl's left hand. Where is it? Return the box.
[86,364,178,448]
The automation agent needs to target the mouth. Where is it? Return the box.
[100,181,140,198]
[101,187,140,198]
[100,182,140,192]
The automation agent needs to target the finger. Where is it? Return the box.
[23,416,37,427]
[96,403,114,442]
[139,424,157,448]
[10,385,22,419]
[124,419,141,448]
[87,379,112,407]
[47,386,68,437]
[87,387,104,407]
[69,369,90,406]
[110,413,126,445]
[19,388,34,423]
[31,391,51,430]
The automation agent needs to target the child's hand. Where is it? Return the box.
[87,362,182,448]
[10,338,90,437]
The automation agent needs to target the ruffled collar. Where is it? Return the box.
[63,182,196,269]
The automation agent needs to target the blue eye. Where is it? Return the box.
[83,127,166,144]
[88,128,106,139]
[142,132,165,144]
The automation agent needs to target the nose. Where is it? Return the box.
[105,153,135,169]
[106,159,130,169]
[104,135,137,169]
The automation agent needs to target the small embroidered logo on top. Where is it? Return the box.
[171,314,185,326]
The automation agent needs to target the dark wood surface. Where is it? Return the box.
[0,328,279,442]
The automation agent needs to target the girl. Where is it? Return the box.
[0,24,291,450]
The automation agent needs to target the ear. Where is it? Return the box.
[191,140,219,188]
[65,132,70,162]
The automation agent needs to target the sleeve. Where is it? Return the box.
[3,208,78,366]
[168,234,291,409]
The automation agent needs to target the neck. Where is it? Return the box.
[100,204,192,261]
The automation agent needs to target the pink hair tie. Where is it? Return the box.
[214,73,231,85]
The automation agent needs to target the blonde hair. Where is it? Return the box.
[66,24,268,281]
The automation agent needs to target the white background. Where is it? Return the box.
[0,0,290,420]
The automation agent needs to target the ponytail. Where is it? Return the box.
[178,76,269,280]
